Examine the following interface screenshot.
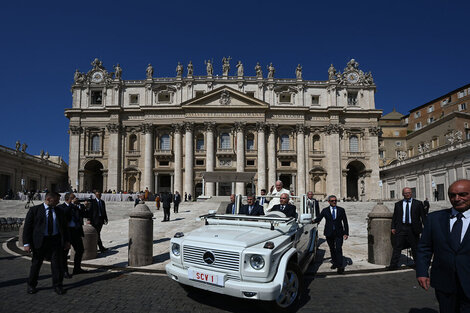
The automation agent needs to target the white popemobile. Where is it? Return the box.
[165,194,318,312]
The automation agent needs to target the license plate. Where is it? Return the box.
[188,268,225,287]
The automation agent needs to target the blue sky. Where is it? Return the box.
[1,0,469,161]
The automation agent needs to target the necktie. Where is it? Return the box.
[98,200,102,216]
[48,207,54,236]
[281,205,285,211]
[451,213,463,250]
[232,204,235,214]
[405,200,410,224]
[332,207,336,220]
[249,206,252,214]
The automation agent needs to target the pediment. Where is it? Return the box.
[181,86,269,108]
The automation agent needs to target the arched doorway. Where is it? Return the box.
[84,160,103,192]
[346,161,366,200]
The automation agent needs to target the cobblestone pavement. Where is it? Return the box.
[1,231,438,313]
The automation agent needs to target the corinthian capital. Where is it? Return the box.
[268,124,278,134]
[204,122,216,132]
[296,124,306,134]
[141,123,154,134]
[324,123,343,135]
[234,122,246,133]
[368,126,382,137]
[68,125,83,135]
[106,123,121,134]
[184,122,194,133]
[255,122,266,132]
[172,123,183,134]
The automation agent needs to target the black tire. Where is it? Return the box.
[270,262,303,312]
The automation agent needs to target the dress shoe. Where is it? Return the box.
[337,268,345,274]
[64,272,72,279]
[72,268,87,275]
[386,265,398,271]
[27,285,37,294]
[330,265,337,270]
[54,286,65,295]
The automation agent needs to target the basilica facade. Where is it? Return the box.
[65,58,381,200]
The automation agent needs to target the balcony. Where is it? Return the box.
[277,149,297,159]
[344,151,366,158]
[195,148,206,156]
[216,148,235,157]
[154,149,173,159]
[86,150,103,157]
[125,150,141,157]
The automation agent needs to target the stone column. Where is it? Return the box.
[155,173,159,194]
[296,125,306,195]
[256,122,266,194]
[170,174,174,193]
[304,129,310,192]
[106,123,121,191]
[368,127,381,200]
[173,124,183,195]
[184,122,194,197]
[267,124,277,188]
[235,122,246,195]
[325,124,342,198]
[142,124,154,192]
[68,125,82,191]
[205,122,215,196]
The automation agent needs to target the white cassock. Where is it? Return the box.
[266,188,291,211]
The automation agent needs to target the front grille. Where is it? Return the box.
[183,245,240,272]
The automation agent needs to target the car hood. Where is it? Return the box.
[183,225,288,248]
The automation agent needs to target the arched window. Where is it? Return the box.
[349,135,359,152]
[220,133,230,149]
[312,135,320,151]
[280,134,290,151]
[160,134,170,150]
[129,134,137,151]
[246,133,254,150]
[196,134,204,150]
[91,135,100,152]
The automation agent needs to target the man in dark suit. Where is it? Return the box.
[23,192,69,295]
[307,191,321,218]
[161,192,173,222]
[57,193,87,278]
[388,187,425,270]
[314,195,349,274]
[270,193,297,218]
[423,197,430,215]
[173,191,181,213]
[256,189,269,207]
[225,194,236,214]
[88,191,108,252]
[417,179,470,312]
[239,195,264,216]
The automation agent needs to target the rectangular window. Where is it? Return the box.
[427,106,434,113]
[347,92,358,106]
[246,159,255,166]
[157,92,171,103]
[395,141,401,146]
[246,91,255,98]
[394,131,399,136]
[311,95,319,105]
[432,137,438,148]
[404,117,409,124]
[459,103,467,111]
[281,161,291,167]
[195,159,204,166]
[195,91,204,98]
[427,117,435,124]
[129,94,139,105]
[414,111,421,118]
[379,150,384,158]
[91,91,102,105]
[458,90,467,98]
[390,190,395,199]
[415,122,422,130]
[159,161,169,166]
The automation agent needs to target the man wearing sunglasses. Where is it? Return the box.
[314,195,349,274]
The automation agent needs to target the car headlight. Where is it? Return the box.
[250,254,265,270]
[171,243,181,256]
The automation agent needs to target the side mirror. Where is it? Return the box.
[300,213,312,224]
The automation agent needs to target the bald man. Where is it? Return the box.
[417,180,470,312]
[388,187,425,270]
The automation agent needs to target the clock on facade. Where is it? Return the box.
[346,72,359,84]
[91,71,104,83]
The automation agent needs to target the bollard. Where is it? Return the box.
[367,202,393,265]
[128,203,154,266]
[81,223,98,260]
